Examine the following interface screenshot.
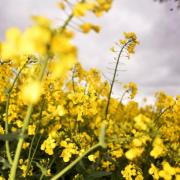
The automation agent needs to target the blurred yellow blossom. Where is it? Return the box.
[159,161,176,180]
[134,114,151,131]
[125,147,144,160]
[21,81,41,104]
[150,136,166,159]
[149,163,159,179]
[73,2,95,17]
[28,124,36,135]
[31,15,52,27]
[80,23,100,33]
[60,140,78,162]
[0,125,4,134]
[22,142,30,149]
[88,154,96,162]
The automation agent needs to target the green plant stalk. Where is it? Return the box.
[5,94,13,165]
[105,40,131,117]
[58,0,85,33]
[5,61,28,165]
[25,133,42,178]
[25,99,45,177]
[51,123,106,180]
[9,57,48,180]
[9,105,33,180]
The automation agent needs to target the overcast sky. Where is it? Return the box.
[0,0,180,104]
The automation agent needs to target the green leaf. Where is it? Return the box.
[0,156,11,169]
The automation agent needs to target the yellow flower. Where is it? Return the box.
[88,154,96,162]
[125,148,144,160]
[0,27,21,61]
[15,120,23,128]
[121,163,137,180]
[91,24,101,33]
[20,26,51,55]
[134,114,151,131]
[0,125,4,134]
[56,105,66,116]
[50,55,76,79]
[110,46,116,52]
[132,138,143,147]
[19,159,32,177]
[73,2,94,17]
[60,141,78,162]
[21,81,41,104]
[31,15,51,27]
[51,34,75,55]
[119,32,139,55]
[159,161,176,180]
[0,176,6,180]
[22,142,30,149]
[101,160,113,171]
[123,82,138,99]
[28,124,36,135]
[110,149,123,158]
[57,2,65,10]
[149,163,159,179]
[19,164,28,177]
[41,135,57,155]
[77,111,84,122]
[150,137,166,159]
[79,23,92,33]
[119,39,127,45]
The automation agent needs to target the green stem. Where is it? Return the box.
[51,143,100,180]
[9,57,48,180]
[9,104,33,180]
[5,61,28,165]
[105,40,131,117]
[5,94,13,165]
[58,0,85,33]
[25,99,45,177]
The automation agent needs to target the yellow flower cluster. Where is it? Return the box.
[149,162,180,180]
[123,82,138,99]
[60,140,78,162]
[72,0,112,17]
[41,135,57,155]
[121,163,143,180]
[120,32,139,54]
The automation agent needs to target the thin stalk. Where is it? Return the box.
[9,105,33,180]
[26,134,42,177]
[72,65,76,93]
[105,40,131,117]
[58,0,85,33]
[9,57,49,180]
[5,61,28,165]
[25,99,45,177]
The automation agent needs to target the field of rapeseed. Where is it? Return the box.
[0,1,179,179]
